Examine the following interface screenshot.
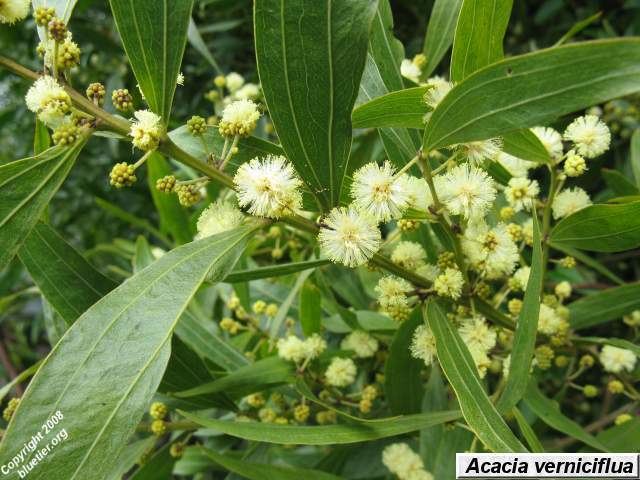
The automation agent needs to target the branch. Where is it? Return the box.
[0,55,431,289]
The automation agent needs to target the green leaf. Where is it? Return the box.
[485,161,512,186]
[129,437,179,480]
[175,308,248,371]
[602,168,640,197]
[18,222,117,324]
[147,153,192,245]
[631,129,640,188]
[109,0,194,122]
[174,356,295,399]
[33,119,50,155]
[595,418,640,452]
[254,0,377,209]
[424,300,526,452]
[554,12,602,47]
[424,39,640,150]
[569,282,640,330]
[549,201,640,252]
[300,280,322,336]
[199,447,342,480]
[497,213,542,413]
[352,87,429,129]
[422,0,463,78]
[359,2,423,170]
[523,382,609,452]
[0,227,253,479]
[450,0,513,82]
[0,361,40,405]
[576,337,640,358]
[502,129,550,164]
[358,57,420,169]
[159,337,215,398]
[384,310,424,414]
[0,142,85,271]
[187,18,221,75]
[224,259,330,283]
[106,437,156,480]
[549,243,624,285]
[512,407,544,453]
[368,0,405,92]
[179,408,461,445]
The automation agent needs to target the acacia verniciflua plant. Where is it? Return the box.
[1,0,640,478]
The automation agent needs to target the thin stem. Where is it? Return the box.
[541,166,559,272]
[220,134,240,170]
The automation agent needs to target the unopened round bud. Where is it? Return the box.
[34,7,55,26]
[398,218,419,232]
[535,345,554,370]
[52,123,79,146]
[150,419,167,436]
[169,443,184,458]
[109,162,136,188]
[186,115,207,136]
[579,354,594,369]
[293,404,310,423]
[175,184,201,207]
[86,83,106,106]
[608,380,624,394]
[500,206,515,221]
[112,88,134,112]
[149,401,168,420]
[583,384,599,398]
[155,175,176,193]
[508,298,523,316]
[47,18,67,42]
[213,75,226,88]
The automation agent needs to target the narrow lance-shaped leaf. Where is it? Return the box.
[496,213,542,413]
[422,0,463,78]
[352,87,429,129]
[179,408,461,445]
[384,310,424,415]
[200,447,342,480]
[224,258,330,283]
[300,280,322,336]
[550,201,640,252]
[0,142,85,271]
[254,0,377,209]
[109,0,194,122]
[523,382,609,452]
[502,129,550,164]
[358,56,420,169]
[631,129,640,188]
[450,0,513,82]
[358,0,422,171]
[568,282,640,330]
[187,18,222,74]
[424,300,527,452]
[0,227,254,480]
[18,222,117,325]
[424,39,640,150]
[174,356,295,399]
